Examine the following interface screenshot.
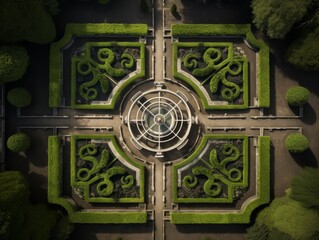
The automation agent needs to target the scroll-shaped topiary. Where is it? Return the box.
[0,46,29,83]
[285,86,310,107]
[285,133,309,154]
[7,132,31,152]
[7,88,32,107]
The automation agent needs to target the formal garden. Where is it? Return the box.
[1,0,319,240]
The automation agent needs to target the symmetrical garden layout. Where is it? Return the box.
[45,22,298,233]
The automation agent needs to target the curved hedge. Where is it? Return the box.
[285,133,309,153]
[285,86,310,107]
[7,133,31,152]
[7,88,32,107]
[0,46,29,83]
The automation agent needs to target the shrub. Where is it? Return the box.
[285,133,309,153]
[285,86,310,107]
[0,46,29,83]
[290,167,319,210]
[98,0,111,5]
[7,133,31,152]
[50,216,74,240]
[7,88,32,107]
[245,224,269,240]
[42,0,60,15]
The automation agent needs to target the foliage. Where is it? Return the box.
[42,0,60,15]
[253,195,319,240]
[290,167,319,210]
[285,133,309,153]
[7,132,31,152]
[0,46,29,83]
[69,211,147,223]
[286,27,319,71]
[140,0,149,13]
[0,0,56,44]
[251,0,312,39]
[245,224,268,240]
[51,216,75,240]
[285,86,310,107]
[7,88,32,107]
[98,0,111,5]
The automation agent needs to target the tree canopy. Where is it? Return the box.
[286,26,319,71]
[0,46,29,83]
[251,0,312,39]
[0,0,56,44]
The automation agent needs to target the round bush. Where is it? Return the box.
[285,86,310,107]
[7,133,31,152]
[7,88,32,107]
[285,133,309,153]
[0,46,29,83]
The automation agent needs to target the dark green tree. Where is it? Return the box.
[7,88,32,107]
[290,167,319,210]
[0,0,56,44]
[7,133,31,152]
[285,86,310,107]
[286,26,319,71]
[285,133,309,153]
[0,46,29,83]
[251,0,312,39]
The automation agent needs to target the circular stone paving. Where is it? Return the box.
[121,81,200,160]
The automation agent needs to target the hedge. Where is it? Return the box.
[7,88,32,107]
[0,45,29,84]
[171,136,270,224]
[285,86,310,107]
[69,211,147,224]
[285,133,309,153]
[173,42,249,109]
[49,23,147,108]
[70,134,145,203]
[172,24,270,108]
[71,42,145,109]
[7,133,31,152]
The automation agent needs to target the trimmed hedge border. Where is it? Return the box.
[172,134,249,203]
[49,23,148,108]
[48,135,147,224]
[171,24,270,108]
[70,134,145,203]
[170,136,270,224]
[71,42,145,109]
[173,42,249,109]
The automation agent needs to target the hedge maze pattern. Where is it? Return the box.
[71,135,144,203]
[174,135,248,203]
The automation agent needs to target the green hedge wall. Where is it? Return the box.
[69,212,147,224]
[49,23,148,108]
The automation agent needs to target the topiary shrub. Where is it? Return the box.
[0,46,29,83]
[290,167,319,210]
[285,133,309,154]
[7,133,31,152]
[285,86,310,107]
[7,88,32,107]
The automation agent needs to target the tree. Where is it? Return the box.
[7,133,31,152]
[285,86,310,107]
[290,167,319,210]
[246,194,319,240]
[251,0,312,39]
[0,46,29,84]
[7,88,32,107]
[0,0,56,44]
[286,26,319,71]
[285,133,309,153]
